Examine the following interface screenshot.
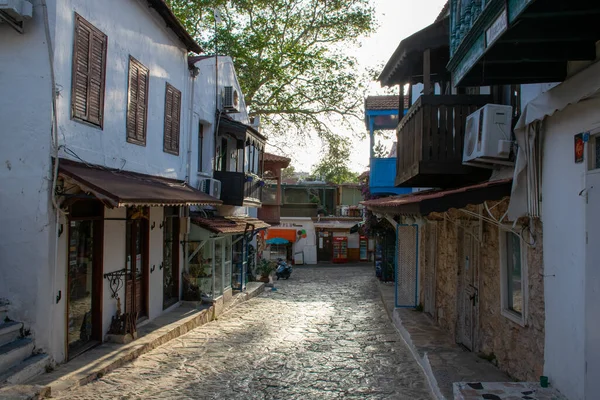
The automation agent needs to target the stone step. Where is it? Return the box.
[0,305,8,326]
[0,338,34,375]
[0,322,22,348]
[0,353,50,386]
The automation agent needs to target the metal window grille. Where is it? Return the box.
[395,225,419,308]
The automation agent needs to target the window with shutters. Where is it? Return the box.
[126,56,149,146]
[71,14,107,128]
[163,83,181,155]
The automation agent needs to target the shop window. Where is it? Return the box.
[499,230,528,326]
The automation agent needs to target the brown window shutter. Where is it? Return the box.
[127,56,149,145]
[71,14,107,128]
[163,83,181,155]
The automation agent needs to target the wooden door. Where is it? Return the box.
[126,208,149,320]
[423,221,437,317]
[457,221,480,351]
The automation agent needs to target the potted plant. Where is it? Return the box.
[256,259,276,283]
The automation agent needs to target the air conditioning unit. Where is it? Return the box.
[223,86,240,113]
[462,104,514,168]
[198,178,221,199]
[0,0,33,21]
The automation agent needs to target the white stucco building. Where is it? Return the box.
[0,0,269,372]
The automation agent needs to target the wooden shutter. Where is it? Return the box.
[127,56,149,145]
[163,83,181,155]
[71,13,107,128]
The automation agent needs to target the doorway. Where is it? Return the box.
[125,207,149,320]
[67,201,103,360]
[586,166,600,395]
[456,221,480,351]
[317,231,332,262]
[163,207,180,309]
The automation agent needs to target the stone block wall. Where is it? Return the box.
[420,199,545,381]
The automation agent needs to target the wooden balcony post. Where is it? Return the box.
[423,48,432,95]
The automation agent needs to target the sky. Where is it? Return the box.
[267,0,447,174]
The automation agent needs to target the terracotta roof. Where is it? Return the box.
[365,95,409,111]
[59,158,221,208]
[146,0,202,53]
[362,178,512,214]
[263,153,291,167]
[191,216,270,234]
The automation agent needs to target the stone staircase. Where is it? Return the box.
[0,300,50,386]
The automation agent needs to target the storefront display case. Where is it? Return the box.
[332,236,348,263]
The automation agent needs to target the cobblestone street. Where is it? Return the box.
[53,265,432,400]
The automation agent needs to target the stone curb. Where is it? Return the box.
[20,283,265,398]
[376,280,445,400]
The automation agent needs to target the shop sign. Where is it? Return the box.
[575,132,588,164]
[486,9,507,48]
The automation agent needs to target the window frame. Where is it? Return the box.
[70,13,107,129]
[499,228,529,326]
[126,56,150,146]
[163,82,181,156]
[197,123,204,173]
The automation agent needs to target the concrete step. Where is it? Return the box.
[0,338,34,375]
[0,322,22,348]
[0,353,50,386]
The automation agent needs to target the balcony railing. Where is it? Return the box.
[213,170,262,207]
[396,94,492,188]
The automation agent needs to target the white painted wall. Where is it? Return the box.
[0,0,197,363]
[148,207,164,319]
[102,207,127,341]
[190,56,250,190]
[279,217,317,265]
[540,95,600,400]
[53,0,191,179]
[0,0,56,358]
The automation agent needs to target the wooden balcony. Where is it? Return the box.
[213,171,263,207]
[396,94,493,188]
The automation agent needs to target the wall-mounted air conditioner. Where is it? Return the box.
[0,0,33,21]
[199,178,221,199]
[462,104,514,168]
[223,86,239,113]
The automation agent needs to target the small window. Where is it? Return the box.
[500,230,528,325]
[163,83,181,155]
[71,13,107,128]
[197,124,204,172]
[126,56,149,146]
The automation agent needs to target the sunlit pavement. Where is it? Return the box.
[54,264,432,400]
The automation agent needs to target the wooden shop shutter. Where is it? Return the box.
[163,83,181,155]
[126,56,149,145]
[71,13,107,128]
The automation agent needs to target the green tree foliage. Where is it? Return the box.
[166,0,376,138]
[311,136,358,184]
[281,165,296,180]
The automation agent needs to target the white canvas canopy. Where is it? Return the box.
[508,61,600,219]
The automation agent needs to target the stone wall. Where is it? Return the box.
[477,206,545,381]
[421,199,545,381]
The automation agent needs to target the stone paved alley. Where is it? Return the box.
[53,265,432,399]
